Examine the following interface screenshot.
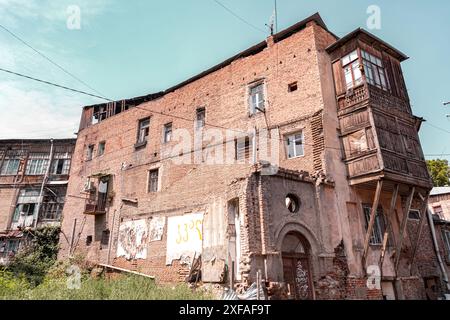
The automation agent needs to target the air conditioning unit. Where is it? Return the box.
[84,180,94,192]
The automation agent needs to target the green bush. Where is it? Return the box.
[7,226,60,286]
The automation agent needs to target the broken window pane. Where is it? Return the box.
[98,142,106,157]
[87,145,94,161]
[347,130,369,156]
[137,118,150,144]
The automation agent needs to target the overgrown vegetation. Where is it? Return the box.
[427,159,450,187]
[0,226,211,300]
[6,226,60,286]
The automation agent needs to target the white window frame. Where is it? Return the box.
[148,168,160,193]
[0,158,20,176]
[248,82,265,115]
[163,123,173,144]
[137,117,151,144]
[26,153,50,176]
[342,50,363,90]
[285,131,305,159]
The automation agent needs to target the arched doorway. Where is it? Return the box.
[282,232,314,300]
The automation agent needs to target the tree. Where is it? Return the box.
[426,159,450,187]
[7,226,60,286]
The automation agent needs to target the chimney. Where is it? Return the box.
[266,35,275,48]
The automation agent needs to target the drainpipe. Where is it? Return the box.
[427,208,450,292]
[34,139,54,229]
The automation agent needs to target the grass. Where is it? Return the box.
[0,269,213,300]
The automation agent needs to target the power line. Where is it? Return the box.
[0,23,107,98]
[212,0,267,34]
[0,67,112,101]
[424,122,450,134]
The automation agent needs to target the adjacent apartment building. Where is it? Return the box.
[58,13,447,299]
[429,187,450,296]
[0,139,76,265]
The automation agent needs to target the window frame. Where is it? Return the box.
[341,50,363,90]
[0,158,20,176]
[148,168,160,193]
[87,145,95,161]
[248,81,265,115]
[442,230,450,262]
[235,136,253,162]
[285,131,305,159]
[163,123,173,144]
[196,107,206,130]
[137,117,151,145]
[363,205,387,246]
[97,141,106,157]
[361,50,391,92]
[26,153,50,176]
[408,209,421,221]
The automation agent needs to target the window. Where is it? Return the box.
[442,230,450,262]
[235,136,252,162]
[286,132,304,159]
[288,82,298,92]
[98,142,106,157]
[433,206,444,219]
[0,157,20,176]
[249,83,265,114]
[51,153,71,175]
[26,153,50,175]
[137,117,150,144]
[87,145,94,161]
[342,50,363,90]
[163,123,173,143]
[196,108,206,130]
[347,130,369,156]
[148,169,159,193]
[286,194,301,213]
[361,50,390,91]
[41,188,66,221]
[363,205,386,245]
[12,203,36,223]
[408,209,421,221]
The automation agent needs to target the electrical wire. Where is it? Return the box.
[0,67,112,101]
[212,0,267,34]
[0,23,107,98]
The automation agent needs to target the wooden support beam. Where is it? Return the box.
[409,193,430,274]
[379,184,399,271]
[394,187,415,273]
[362,180,384,267]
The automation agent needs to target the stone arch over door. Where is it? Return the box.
[275,223,321,300]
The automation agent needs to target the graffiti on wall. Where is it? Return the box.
[166,213,203,265]
[149,216,165,242]
[117,219,149,260]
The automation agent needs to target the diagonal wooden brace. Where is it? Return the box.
[409,192,430,274]
[362,180,383,268]
[394,186,415,274]
[379,184,399,272]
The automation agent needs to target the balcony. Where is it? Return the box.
[84,195,107,216]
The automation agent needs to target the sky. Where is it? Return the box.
[0,0,449,161]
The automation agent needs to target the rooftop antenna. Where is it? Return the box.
[265,0,278,36]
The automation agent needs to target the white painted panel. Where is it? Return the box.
[166,213,203,265]
[149,216,165,242]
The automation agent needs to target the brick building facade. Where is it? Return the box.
[0,139,76,265]
[58,13,446,300]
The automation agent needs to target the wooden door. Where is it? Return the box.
[283,255,313,300]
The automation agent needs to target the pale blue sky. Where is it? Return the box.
[0,0,449,161]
